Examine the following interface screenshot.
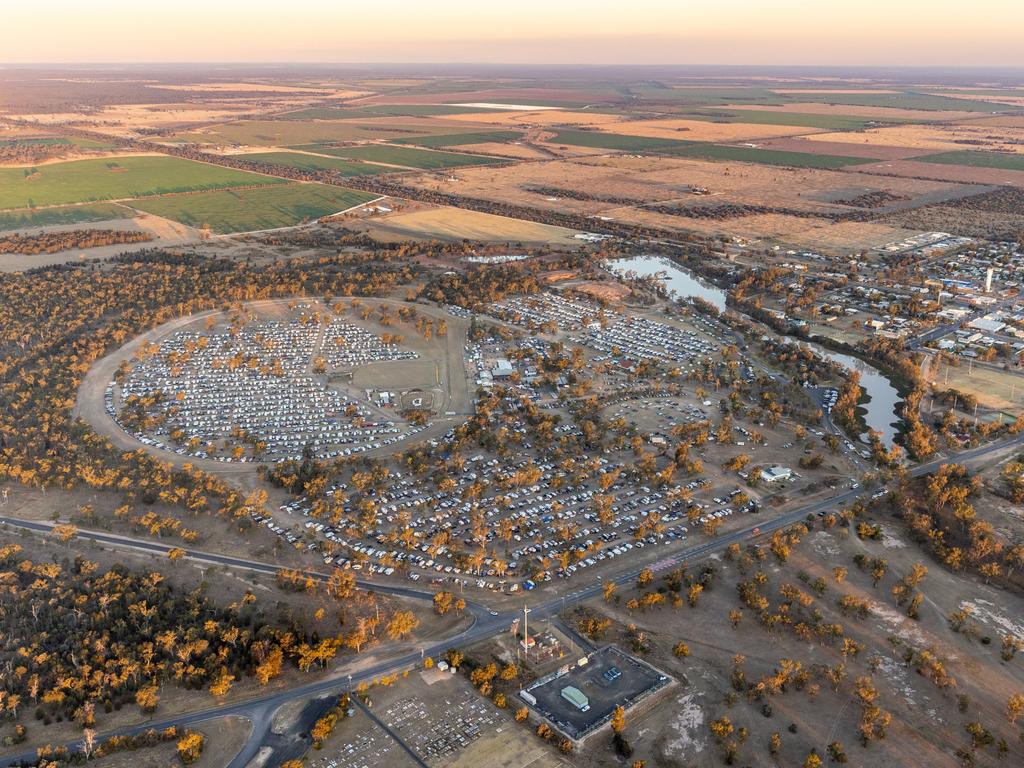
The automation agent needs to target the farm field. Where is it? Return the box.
[440,108,626,128]
[541,128,696,151]
[589,117,822,142]
[778,89,1011,112]
[394,130,524,148]
[240,150,393,176]
[757,137,930,161]
[0,136,116,150]
[177,117,477,146]
[675,108,886,130]
[728,102,995,121]
[665,143,877,169]
[803,123,1024,154]
[363,204,579,244]
[292,143,499,169]
[280,104,503,119]
[129,183,377,233]
[853,159,1024,186]
[916,150,1024,171]
[0,202,129,231]
[0,155,281,210]
[404,153,971,215]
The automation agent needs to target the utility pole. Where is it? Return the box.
[523,606,532,661]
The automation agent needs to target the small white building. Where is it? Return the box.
[761,466,793,483]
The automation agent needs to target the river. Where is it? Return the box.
[607,254,901,446]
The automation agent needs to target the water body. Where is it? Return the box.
[608,254,728,312]
[606,254,900,446]
[798,342,901,447]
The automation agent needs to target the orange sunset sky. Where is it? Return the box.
[4,1,1023,66]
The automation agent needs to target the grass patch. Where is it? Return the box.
[543,129,696,151]
[291,144,498,169]
[0,136,116,149]
[0,156,281,210]
[242,151,391,176]
[679,109,889,131]
[915,151,1024,171]
[394,130,523,148]
[666,144,875,169]
[129,183,376,234]
[0,203,127,231]
[179,120,464,147]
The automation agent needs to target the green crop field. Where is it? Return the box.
[291,144,498,169]
[0,203,128,231]
[543,129,696,151]
[679,109,891,131]
[129,183,377,234]
[0,156,281,210]
[180,119,465,147]
[666,144,876,169]
[281,105,502,120]
[0,136,116,149]
[242,151,392,176]
[628,86,786,107]
[915,151,1024,171]
[785,91,1006,112]
[394,130,523,148]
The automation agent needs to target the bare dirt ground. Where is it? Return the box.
[80,716,250,768]
[555,518,1024,768]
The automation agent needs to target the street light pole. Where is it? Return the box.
[523,606,531,660]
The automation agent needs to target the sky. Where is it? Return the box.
[4,0,1024,67]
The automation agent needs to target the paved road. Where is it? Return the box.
[3,430,1023,767]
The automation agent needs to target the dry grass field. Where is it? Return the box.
[404,153,970,213]
[757,137,930,160]
[178,116,496,147]
[804,123,1024,154]
[923,356,1024,416]
[363,205,580,244]
[592,118,824,142]
[441,109,626,128]
[728,102,994,120]
[852,160,1024,186]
